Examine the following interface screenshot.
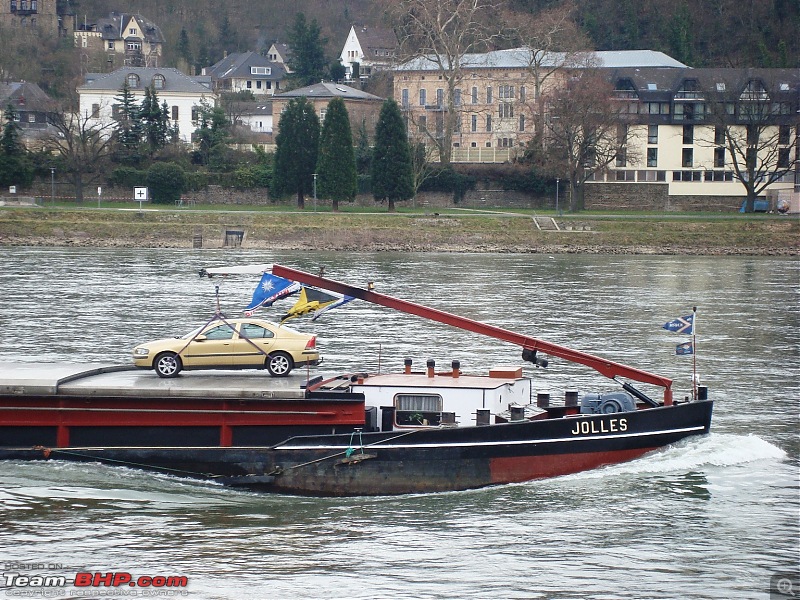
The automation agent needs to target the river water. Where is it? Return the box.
[0,248,797,599]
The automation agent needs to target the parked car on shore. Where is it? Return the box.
[132,318,320,377]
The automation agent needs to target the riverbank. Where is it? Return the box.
[0,206,797,255]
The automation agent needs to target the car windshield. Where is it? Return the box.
[180,325,205,340]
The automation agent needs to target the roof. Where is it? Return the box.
[0,81,56,112]
[351,25,398,53]
[275,82,383,101]
[204,51,286,80]
[606,66,800,99]
[80,12,165,44]
[79,68,212,94]
[236,101,273,116]
[397,47,688,71]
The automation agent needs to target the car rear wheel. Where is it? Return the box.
[154,352,182,378]
[267,351,293,377]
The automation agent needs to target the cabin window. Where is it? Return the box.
[395,393,443,426]
[152,74,165,89]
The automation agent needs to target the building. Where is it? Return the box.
[0,81,58,145]
[77,67,214,143]
[266,42,292,73]
[74,12,164,70]
[339,25,398,80]
[394,47,799,203]
[202,52,286,96]
[0,0,65,35]
[272,82,384,139]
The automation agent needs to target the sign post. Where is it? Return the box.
[134,187,149,211]
[97,186,102,208]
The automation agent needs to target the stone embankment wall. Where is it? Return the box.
[19,182,746,212]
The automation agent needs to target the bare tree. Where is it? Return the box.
[388,0,505,166]
[542,72,631,212]
[699,72,800,211]
[501,3,593,151]
[43,106,116,204]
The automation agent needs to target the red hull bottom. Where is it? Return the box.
[490,447,656,483]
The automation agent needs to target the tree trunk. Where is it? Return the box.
[332,199,339,212]
[296,190,305,209]
[388,198,396,213]
[73,173,84,204]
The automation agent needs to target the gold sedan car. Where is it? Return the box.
[132,318,321,378]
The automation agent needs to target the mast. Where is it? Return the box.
[272,265,674,405]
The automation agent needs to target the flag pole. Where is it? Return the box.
[692,306,697,401]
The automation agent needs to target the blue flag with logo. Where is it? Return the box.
[676,341,694,355]
[663,314,694,335]
[245,273,301,313]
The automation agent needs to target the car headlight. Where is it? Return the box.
[133,348,150,357]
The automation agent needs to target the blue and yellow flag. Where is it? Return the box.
[245,273,301,313]
[280,287,340,323]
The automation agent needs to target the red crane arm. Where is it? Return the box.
[272,264,673,404]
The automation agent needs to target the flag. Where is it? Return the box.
[245,273,301,313]
[280,287,340,323]
[676,341,694,355]
[311,294,355,321]
[663,314,694,335]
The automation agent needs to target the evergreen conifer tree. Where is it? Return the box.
[287,13,328,87]
[371,99,413,212]
[273,97,319,209]
[113,80,143,165]
[317,97,357,211]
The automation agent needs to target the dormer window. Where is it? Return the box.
[741,80,768,101]
[152,74,165,89]
[127,73,140,88]
[676,79,701,99]
[250,66,270,75]
[614,79,637,99]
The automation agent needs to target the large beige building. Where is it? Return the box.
[394,49,799,202]
[74,12,164,70]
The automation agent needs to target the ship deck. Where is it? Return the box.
[0,362,313,399]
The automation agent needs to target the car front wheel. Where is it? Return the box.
[267,352,293,377]
[154,352,182,378]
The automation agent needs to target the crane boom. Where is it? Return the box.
[272,264,673,404]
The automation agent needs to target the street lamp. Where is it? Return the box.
[312,173,317,212]
[50,167,55,207]
[555,178,560,216]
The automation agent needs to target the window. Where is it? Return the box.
[779,126,791,146]
[454,88,461,106]
[395,393,443,427]
[715,126,725,146]
[152,74,165,89]
[714,147,725,168]
[108,41,114,50]
[498,85,514,99]
[499,102,513,118]
[401,89,409,108]
[10,0,16,10]
[91,104,100,118]
[519,114,525,132]
[246,80,252,89]
[127,73,139,88]
[191,107,200,122]
[499,137,513,148]
[240,324,274,339]
[419,89,426,106]
[486,86,493,104]
[486,115,492,132]
[520,86,526,103]
[682,148,693,168]
[250,66,270,75]
[171,106,178,120]
[256,80,262,89]
[616,148,627,167]
[127,41,141,51]
[418,115,427,133]
[778,148,790,168]
[647,148,658,167]
[27,113,35,123]
[471,115,477,132]
[471,86,478,104]
[648,125,658,145]
[682,125,693,145]
[436,88,443,107]
[319,108,326,121]
[203,324,235,340]
[129,27,136,35]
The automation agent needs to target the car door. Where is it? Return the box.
[233,322,277,366]
[182,323,236,367]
